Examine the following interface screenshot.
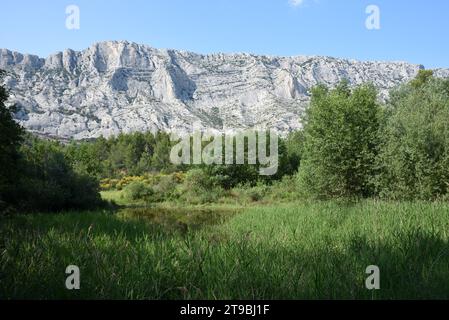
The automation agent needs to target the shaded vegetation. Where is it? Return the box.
[0,70,24,213]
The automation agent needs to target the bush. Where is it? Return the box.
[123,181,154,201]
[233,182,270,203]
[201,164,260,190]
[67,174,104,209]
[152,175,178,200]
[117,173,184,203]
[179,169,224,204]
[266,175,301,201]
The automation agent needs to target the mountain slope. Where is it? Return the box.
[1,41,447,139]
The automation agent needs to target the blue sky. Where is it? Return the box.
[1,0,448,68]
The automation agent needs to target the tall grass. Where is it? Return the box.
[1,201,449,299]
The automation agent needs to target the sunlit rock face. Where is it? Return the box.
[0,41,441,140]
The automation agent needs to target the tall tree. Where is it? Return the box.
[298,81,381,199]
[376,72,449,200]
[0,70,24,209]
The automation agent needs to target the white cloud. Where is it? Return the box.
[289,0,305,7]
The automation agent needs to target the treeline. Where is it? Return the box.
[63,130,301,188]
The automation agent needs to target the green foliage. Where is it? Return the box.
[298,81,382,199]
[17,137,103,211]
[232,182,270,203]
[65,131,180,179]
[179,169,225,204]
[187,131,300,190]
[283,130,303,173]
[152,174,179,200]
[150,132,175,172]
[263,174,301,201]
[64,136,111,178]
[410,69,434,89]
[376,74,449,200]
[0,70,24,211]
[119,170,226,204]
[120,173,183,203]
[60,128,301,192]
[200,164,260,189]
[0,69,103,213]
[123,181,154,201]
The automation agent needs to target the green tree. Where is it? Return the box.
[151,132,174,172]
[283,130,304,174]
[298,81,381,199]
[65,138,109,178]
[0,70,24,210]
[18,137,103,211]
[376,73,449,200]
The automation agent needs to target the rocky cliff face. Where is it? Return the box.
[0,41,445,139]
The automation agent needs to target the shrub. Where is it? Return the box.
[100,178,120,191]
[123,181,154,201]
[179,169,224,204]
[234,182,270,203]
[266,175,301,201]
[201,164,260,190]
[67,174,103,209]
[152,174,178,200]
[116,176,147,190]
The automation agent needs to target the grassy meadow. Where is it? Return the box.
[2,193,449,299]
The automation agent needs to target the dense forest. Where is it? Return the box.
[1,69,449,214]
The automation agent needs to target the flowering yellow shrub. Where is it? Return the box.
[100,172,186,191]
